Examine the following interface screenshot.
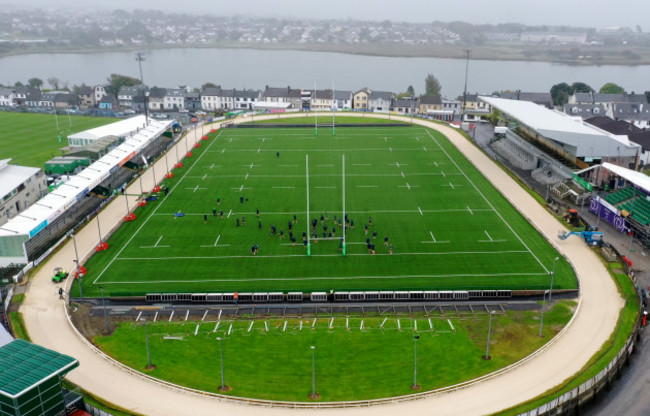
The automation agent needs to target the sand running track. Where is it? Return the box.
[20,114,623,416]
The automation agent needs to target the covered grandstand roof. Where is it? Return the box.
[0,160,41,200]
[67,115,151,144]
[601,162,650,194]
[480,97,641,158]
[0,118,172,240]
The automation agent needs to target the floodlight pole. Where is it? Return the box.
[310,345,317,399]
[306,154,311,256]
[96,214,103,245]
[332,81,336,136]
[72,233,82,299]
[342,154,346,256]
[100,285,109,334]
[314,82,318,136]
[538,290,549,337]
[461,49,471,122]
[548,256,560,301]
[217,337,226,391]
[483,310,495,360]
[628,230,634,258]
[136,52,149,126]
[142,318,153,369]
[412,335,420,390]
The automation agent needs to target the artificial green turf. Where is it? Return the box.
[94,303,573,402]
[0,112,114,167]
[76,124,576,297]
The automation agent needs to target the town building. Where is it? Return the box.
[352,88,371,110]
[368,91,393,112]
[0,159,47,226]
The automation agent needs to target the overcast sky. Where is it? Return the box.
[9,0,646,29]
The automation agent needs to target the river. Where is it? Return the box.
[1,47,648,97]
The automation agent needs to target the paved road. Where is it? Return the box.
[19,115,624,416]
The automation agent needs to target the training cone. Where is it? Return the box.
[174,162,183,168]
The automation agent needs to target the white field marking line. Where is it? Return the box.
[317,164,334,167]
[416,137,420,142]
[279,164,298,167]
[384,137,388,142]
[140,235,171,249]
[100,269,549,286]
[221,148,225,154]
[93,130,224,283]
[245,173,249,180]
[194,324,200,335]
[421,230,450,244]
[209,163,214,169]
[467,206,474,215]
[478,230,507,243]
[115,250,532,264]
[202,173,207,180]
[352,163,372,166]
[315,186,336,189]
[423,146,428,152]
[200,235,222,248]
[357,185,378,188]
[273,186,296,189]
[211,148,428,153]
[229,138,232,143]
[135,311,142,322]
[389,146,393,152]
[154,208,495,217]
[230,187,252,191]
[418,206,423,215]
[201,310,208,321]
[398,184,419,189]
[441,171,446,178]
[448,319,455,332]
[227,209,232,218]
[168,311,174,322]
[238,184,244,192]
[424,130,549,273]
[213,322,220,332]
[401,171,405,178]
[390,162,408,168]
[257,148,261,153]
[187,173,445,179]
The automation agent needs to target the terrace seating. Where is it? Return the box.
[491,138,537,170]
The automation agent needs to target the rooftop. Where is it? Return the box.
[0,159,41,200]
[0,339,78,399]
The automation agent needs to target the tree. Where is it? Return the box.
[406,85,415,97]
[27,77,43,90]
[487,109,501,125]
[571,82,594,93]
[424,74,441,96]
[47,77,60,91]
[550,82,572,106]
[599,83,626,94]
[202,82,217,89]
[106,74,140,96]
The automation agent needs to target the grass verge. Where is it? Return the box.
[94,303,573,402]
[496,260,640,416]
[8,311,30,341]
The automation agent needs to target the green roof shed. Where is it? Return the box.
[0,339,79,416]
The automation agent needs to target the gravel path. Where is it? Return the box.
[19,114,623,416]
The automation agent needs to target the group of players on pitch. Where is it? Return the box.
[201,197,393,256]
